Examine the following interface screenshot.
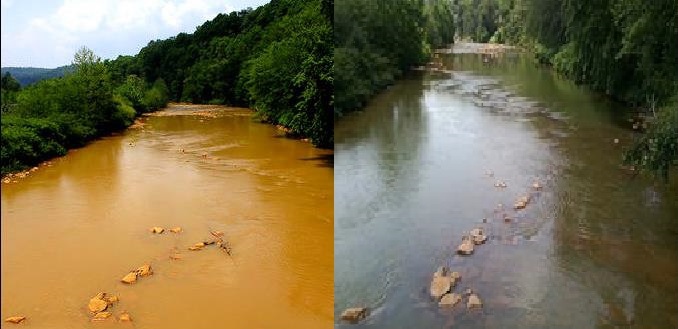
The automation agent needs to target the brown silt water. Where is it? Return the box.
[1,104,333,328]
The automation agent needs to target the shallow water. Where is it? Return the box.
[1,105,333,328]
[335,52,678,328]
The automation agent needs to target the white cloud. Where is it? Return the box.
[54,0,108,32]
[2,0,266,67]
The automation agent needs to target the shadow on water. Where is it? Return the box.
[299,154,334,168]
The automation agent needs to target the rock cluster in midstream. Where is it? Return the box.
[4,227,232,325]
[339,174,547,324]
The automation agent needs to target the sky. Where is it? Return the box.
[0,0,269,68]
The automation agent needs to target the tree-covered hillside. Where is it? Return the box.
[0,65,75,86]
[106,0,333,147]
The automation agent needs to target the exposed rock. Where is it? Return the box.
[150,227,165,234]
[88,293,108,313]
[430,276,453,299]
[613,138,619,144]
[169,227,182,233]
[467,294,483,309]
[203,240,216,245]
[121,271,138,284]
[92,312,112,321]
[4,316,26,324]
[135,264,153,277]
[340,307,368,323]
[514,196,530,209]
[457,240,474,255]
[494,181,507,188]
[2,178,10,184]
[463,288,473,297]
[433,266,449,278]
[451,271,461,282]
[532,182,542,190]
[118,312,132,322]
[439,293,462,307]
[210,230,224,238]
[104,295,119,305]
[188,245,204,251]
[470,228,487,244]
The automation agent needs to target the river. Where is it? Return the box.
[335,49,678,328]
[1,104,333,328]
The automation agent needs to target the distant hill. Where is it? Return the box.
[1,65,75,86]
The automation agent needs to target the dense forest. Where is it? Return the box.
[336,0,677,178]
[334,0,455,115]
[0,65,75,86]
[106,0,333,147]
[1,0,333,175]
[452,0,677,178]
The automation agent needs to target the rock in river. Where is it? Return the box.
[439,293,462,307]
[92,311,112,321]
[118,311,132,322]
[121,271,138,284]
[135,264,153,277]
[433,266,448,278]
[150,227,165,234]
[430,275,453,300]
[88,293,109,313]
[341,307,368,323]
[467,294,483,309]
[470,228,487,245]
[457,240,474,255]
[4,316,26,324]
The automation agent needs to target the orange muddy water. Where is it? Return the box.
[1,104,333,328]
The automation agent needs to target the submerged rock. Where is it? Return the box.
[439,293,462,307]
[104,295,119,305]
[92,312,112,321]
[188,244,204,251]
[118,312,132,322]
[121,271,138,284]
[340,307,368,323]
[467,294,483,309]
[433,266,448,278]
[169,227,182,233]
[4,316,26,324]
